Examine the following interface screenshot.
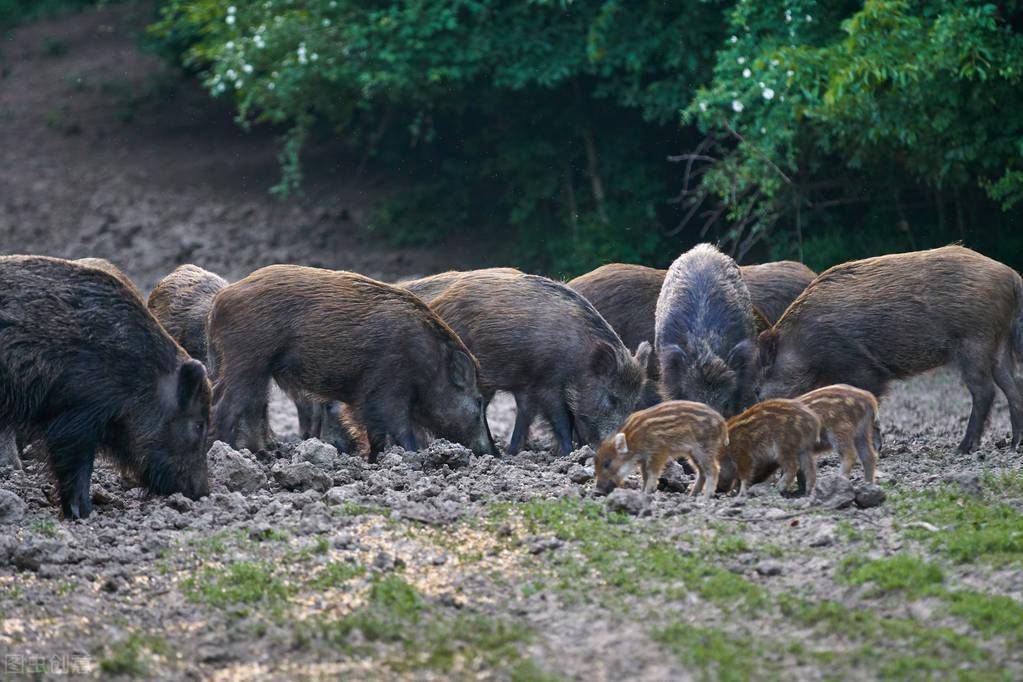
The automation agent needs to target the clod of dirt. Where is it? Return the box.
[12,538,69,572]
[746,481,776,498]
[657,460,690,493]
[809,525,837,547]
[0,489,26,523]
[811,474,856,509]
[208,441,269,494]
[952,471,983,497]
[567,463,594,484]
[573,446,596,465]
[417,439,473,470]
[292,438,341,469]
[605,488,647,516]
[854,484,887,509]
[756,560,784,576]
[272,461,333,493]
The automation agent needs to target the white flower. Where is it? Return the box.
[268,82,275,90]
[227,6,236,14]
[762,87,775,100]
[243,63,253,73]
[225,41,234,50]
[758,81,765,87]
[699,101,708,112]
[732,99,744,113]
[226,15,235,25]
[254,35,265,48]
[235,80,243,89]
[737,56,746,65]
[760,127,767,134]
[311,53,319,61]
[785,9,792,22]
[322,18,331,27]
[225,68,236,79]
[743,68,751,78]
[771,59,779,66]
[297,43,308,64]
[805,14,813,22]
[730,35,738,43]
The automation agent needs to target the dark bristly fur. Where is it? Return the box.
[0,256,211,519]
[756,245,1023,453]
[208,265,495,460]
[404,269,650,455]
[654,244,758,417]
[738,261,816,323]
[75,257,146,302]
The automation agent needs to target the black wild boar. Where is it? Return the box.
[75,257,145,301]
[207,265,495,459]
[756,245,1023,453]
[0,256,211,519]
[740,260,816,323]
[147,264,229,362]
[404,269,650,455]
[655,244,757,416]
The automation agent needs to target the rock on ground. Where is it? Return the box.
[207,441,268,494]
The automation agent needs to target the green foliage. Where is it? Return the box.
[183,560,290,610]
[98,633,168,677]
[839,555,945,597]
[653,623,759,682]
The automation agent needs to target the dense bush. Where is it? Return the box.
[146,0,1023,274]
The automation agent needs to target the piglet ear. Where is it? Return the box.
[591,342,618,377]
[634,341,652,373]
[757,329,779,370]
[659,343,685,380]
[613,432,628,454]
[178,359,209,412]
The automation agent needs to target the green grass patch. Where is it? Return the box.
[31,518,59,538]
[308,561,364,590]
[490,499,766,611]
[943,590,1023,642]
[653,623,759,682]
[839,555,945,597]
[97,633,168,677]
[182,561,290,614]
[896,471,1023,565]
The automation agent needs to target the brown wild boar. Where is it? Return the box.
[0,256,211,519]
[594,400,728,499]
[568,260,816,352]
[716,399,821,497]
[797,384,881,483]
[740,260,816,323]
[403,269,650,455]
[147,264,229,362]
[398,267,522,301]
[655,244,758,417]
[208,265,495,459]
[756,246,1023,453]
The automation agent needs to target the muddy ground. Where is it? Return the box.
[2,4,1023,681]
[1,371,1022,681]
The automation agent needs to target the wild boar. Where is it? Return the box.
[716,399,821,497]
[655,244,757,416]
[568,260,815,352]
[147,264,229,362]
[740,260,816,323]
[756,246,1023,453]
[594,400,727,498]
[399,267,523,301]
[0,256,211,519]
[797,384,881,483]
[207,265,495,459]
[403,269,650,455]
[74,257,145,301]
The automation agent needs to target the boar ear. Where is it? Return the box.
[757,329,778,370]
[449,350,476,390]
[726,339,754,372]
[752,307,771,335]
[613,432,628,454]
[177,359,208,412]
[591,342,619,377]
[634,341,652,373]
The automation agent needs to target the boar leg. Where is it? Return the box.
[832,434,858,478]
[507,393,535,455]
[992,345,1023,449]
[854,431,877,484]
[798,449,817,495]
[47,423,98,519]
[690,470,705,497]
[294,397,320,440]
[536,391,574,456]
[0,427,21,470]
[958,356,996,453]
[778,457,798,494]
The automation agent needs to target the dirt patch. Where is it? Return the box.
[2,370,1022,679]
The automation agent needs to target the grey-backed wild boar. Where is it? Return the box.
[594,400,728,498]
[655,244,758,416]
[0,256,211,519]
[208,265,495,459]
[147,264,229,362]
[797,384,882,483]
[756,246,1023,453]
[404,269,649,455]
[75,257,145,301]
[717,399,821,497]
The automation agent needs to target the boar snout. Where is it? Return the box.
[595,479,617,495]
